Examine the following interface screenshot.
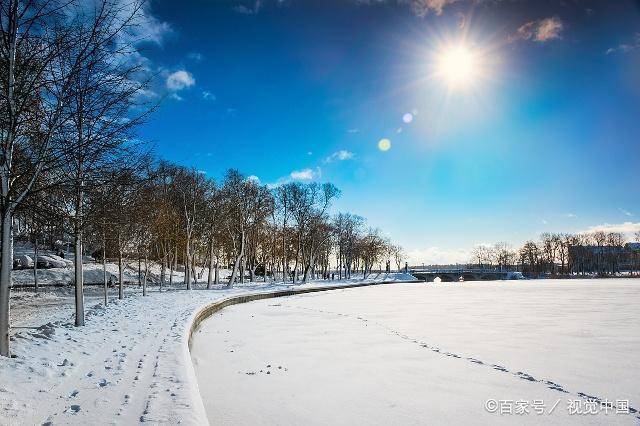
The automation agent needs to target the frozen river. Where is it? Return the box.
[190,279,640,425]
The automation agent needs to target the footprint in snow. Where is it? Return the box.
[67,404,81,414]
[98,379,109,387]
[516,372,536,382]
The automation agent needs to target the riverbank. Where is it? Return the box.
[1,273,413,425]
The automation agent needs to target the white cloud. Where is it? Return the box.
[325,150,354,163]
[536,17,564,41]
[347,128,360,134]
[202,91,216,101]
[512,16,563,43]
[564,213,577,219]
[238,0,458,17]
[402,0,458,16]
[290,168,317,180]
[166,70,196,92]
[606,33,640,55]
[134,87,159,100]
[112,1,173,46]
[234,0,262,14]
[247,175,261,184]
[267,167,322,188]
[169,93,183,101]
[72,0,172,93]
[619,208,633,217]
[582,222,640,237]
[187,52,204,62]
[357,0,457,16]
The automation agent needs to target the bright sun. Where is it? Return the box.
[436,45,478,88]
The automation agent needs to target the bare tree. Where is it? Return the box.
[54,0,153,325]
[333,213,363,279]
[0,0,84,356]
[392,245,405,272]
[493,242,515,271]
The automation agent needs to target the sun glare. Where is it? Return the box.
[436,44,479,89]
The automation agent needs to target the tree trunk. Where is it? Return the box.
[281,217,287,283]
[190,255,198,284]
[117,250,124,300]
[0,210,14,356]
[303,240,315,283]
[229,230,245,286]
[34,237,39,292]
[207,238,214,289]
[293,235,301,283]
[74,227,85,327]
[169,246,175,286]
[185,238,191,289]
[160,253,166,290]
[142,251,148,296]
[102,234,107,305]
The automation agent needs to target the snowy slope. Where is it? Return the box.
[0,273,412,425]
[11,258,232,287]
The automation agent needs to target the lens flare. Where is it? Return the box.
[378,138,391,151]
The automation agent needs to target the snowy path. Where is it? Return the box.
[1,274,411,425]
[191,279,640,425]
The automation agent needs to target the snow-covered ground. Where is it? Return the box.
[0,272,412,425]
[11,255,227,287]
[191,279,640,425]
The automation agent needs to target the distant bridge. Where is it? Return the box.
[409,267,524,282]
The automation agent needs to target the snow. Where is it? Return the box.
[10,256,232,288]
[0,272,412,425]
[190,279,640,425]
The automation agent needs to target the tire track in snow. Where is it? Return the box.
[281,303,640,419]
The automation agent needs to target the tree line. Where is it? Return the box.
[470,231,640,277]
[0,0,403,357]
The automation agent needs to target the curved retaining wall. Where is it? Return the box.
[181,279,418,425]
[188,280,410,349]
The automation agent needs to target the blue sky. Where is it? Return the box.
[137,0,640,263]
